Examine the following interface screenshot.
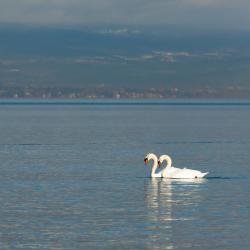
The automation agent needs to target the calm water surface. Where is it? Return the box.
[0,102,249,249]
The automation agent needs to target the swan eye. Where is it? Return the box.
[144,158,148,164]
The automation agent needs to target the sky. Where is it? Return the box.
[0,0,250,31]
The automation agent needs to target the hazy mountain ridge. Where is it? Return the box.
[0,26,250,98]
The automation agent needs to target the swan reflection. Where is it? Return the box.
[144,178,206,249]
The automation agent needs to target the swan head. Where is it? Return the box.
[144,153,158,165]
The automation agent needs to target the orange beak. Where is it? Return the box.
[144,158,148,164]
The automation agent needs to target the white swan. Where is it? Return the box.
[158,154,208,179]
[144,153,162,177]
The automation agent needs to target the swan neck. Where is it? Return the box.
[163,155,172,169]
[151,160,158,177]
[148,154,161,177]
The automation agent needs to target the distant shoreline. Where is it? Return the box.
[0,99,250,106]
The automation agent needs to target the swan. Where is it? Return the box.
[158,154,208,179]
[144,153,162,177]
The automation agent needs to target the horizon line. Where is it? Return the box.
[0,98,250,106]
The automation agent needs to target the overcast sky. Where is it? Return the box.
[0,0,249,31]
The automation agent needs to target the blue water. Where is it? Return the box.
[0,101,249,249]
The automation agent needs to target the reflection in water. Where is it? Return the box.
[144,178,206,250]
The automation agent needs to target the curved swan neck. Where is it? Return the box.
[147,153,161,177]
[160,155,172,169]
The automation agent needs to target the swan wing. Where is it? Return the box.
[181,168,209,178]
[164,167,208,179]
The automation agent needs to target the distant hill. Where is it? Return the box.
[0,25,250,98]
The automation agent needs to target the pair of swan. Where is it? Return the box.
[144,153,208,178]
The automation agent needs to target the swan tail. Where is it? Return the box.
[199,172,209,178]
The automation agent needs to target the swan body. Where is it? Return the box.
[159,155,208,179]
[144,153,162,177]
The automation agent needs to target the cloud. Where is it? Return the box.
[0,0,249,30]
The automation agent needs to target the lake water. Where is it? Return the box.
[0,101,249,249]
